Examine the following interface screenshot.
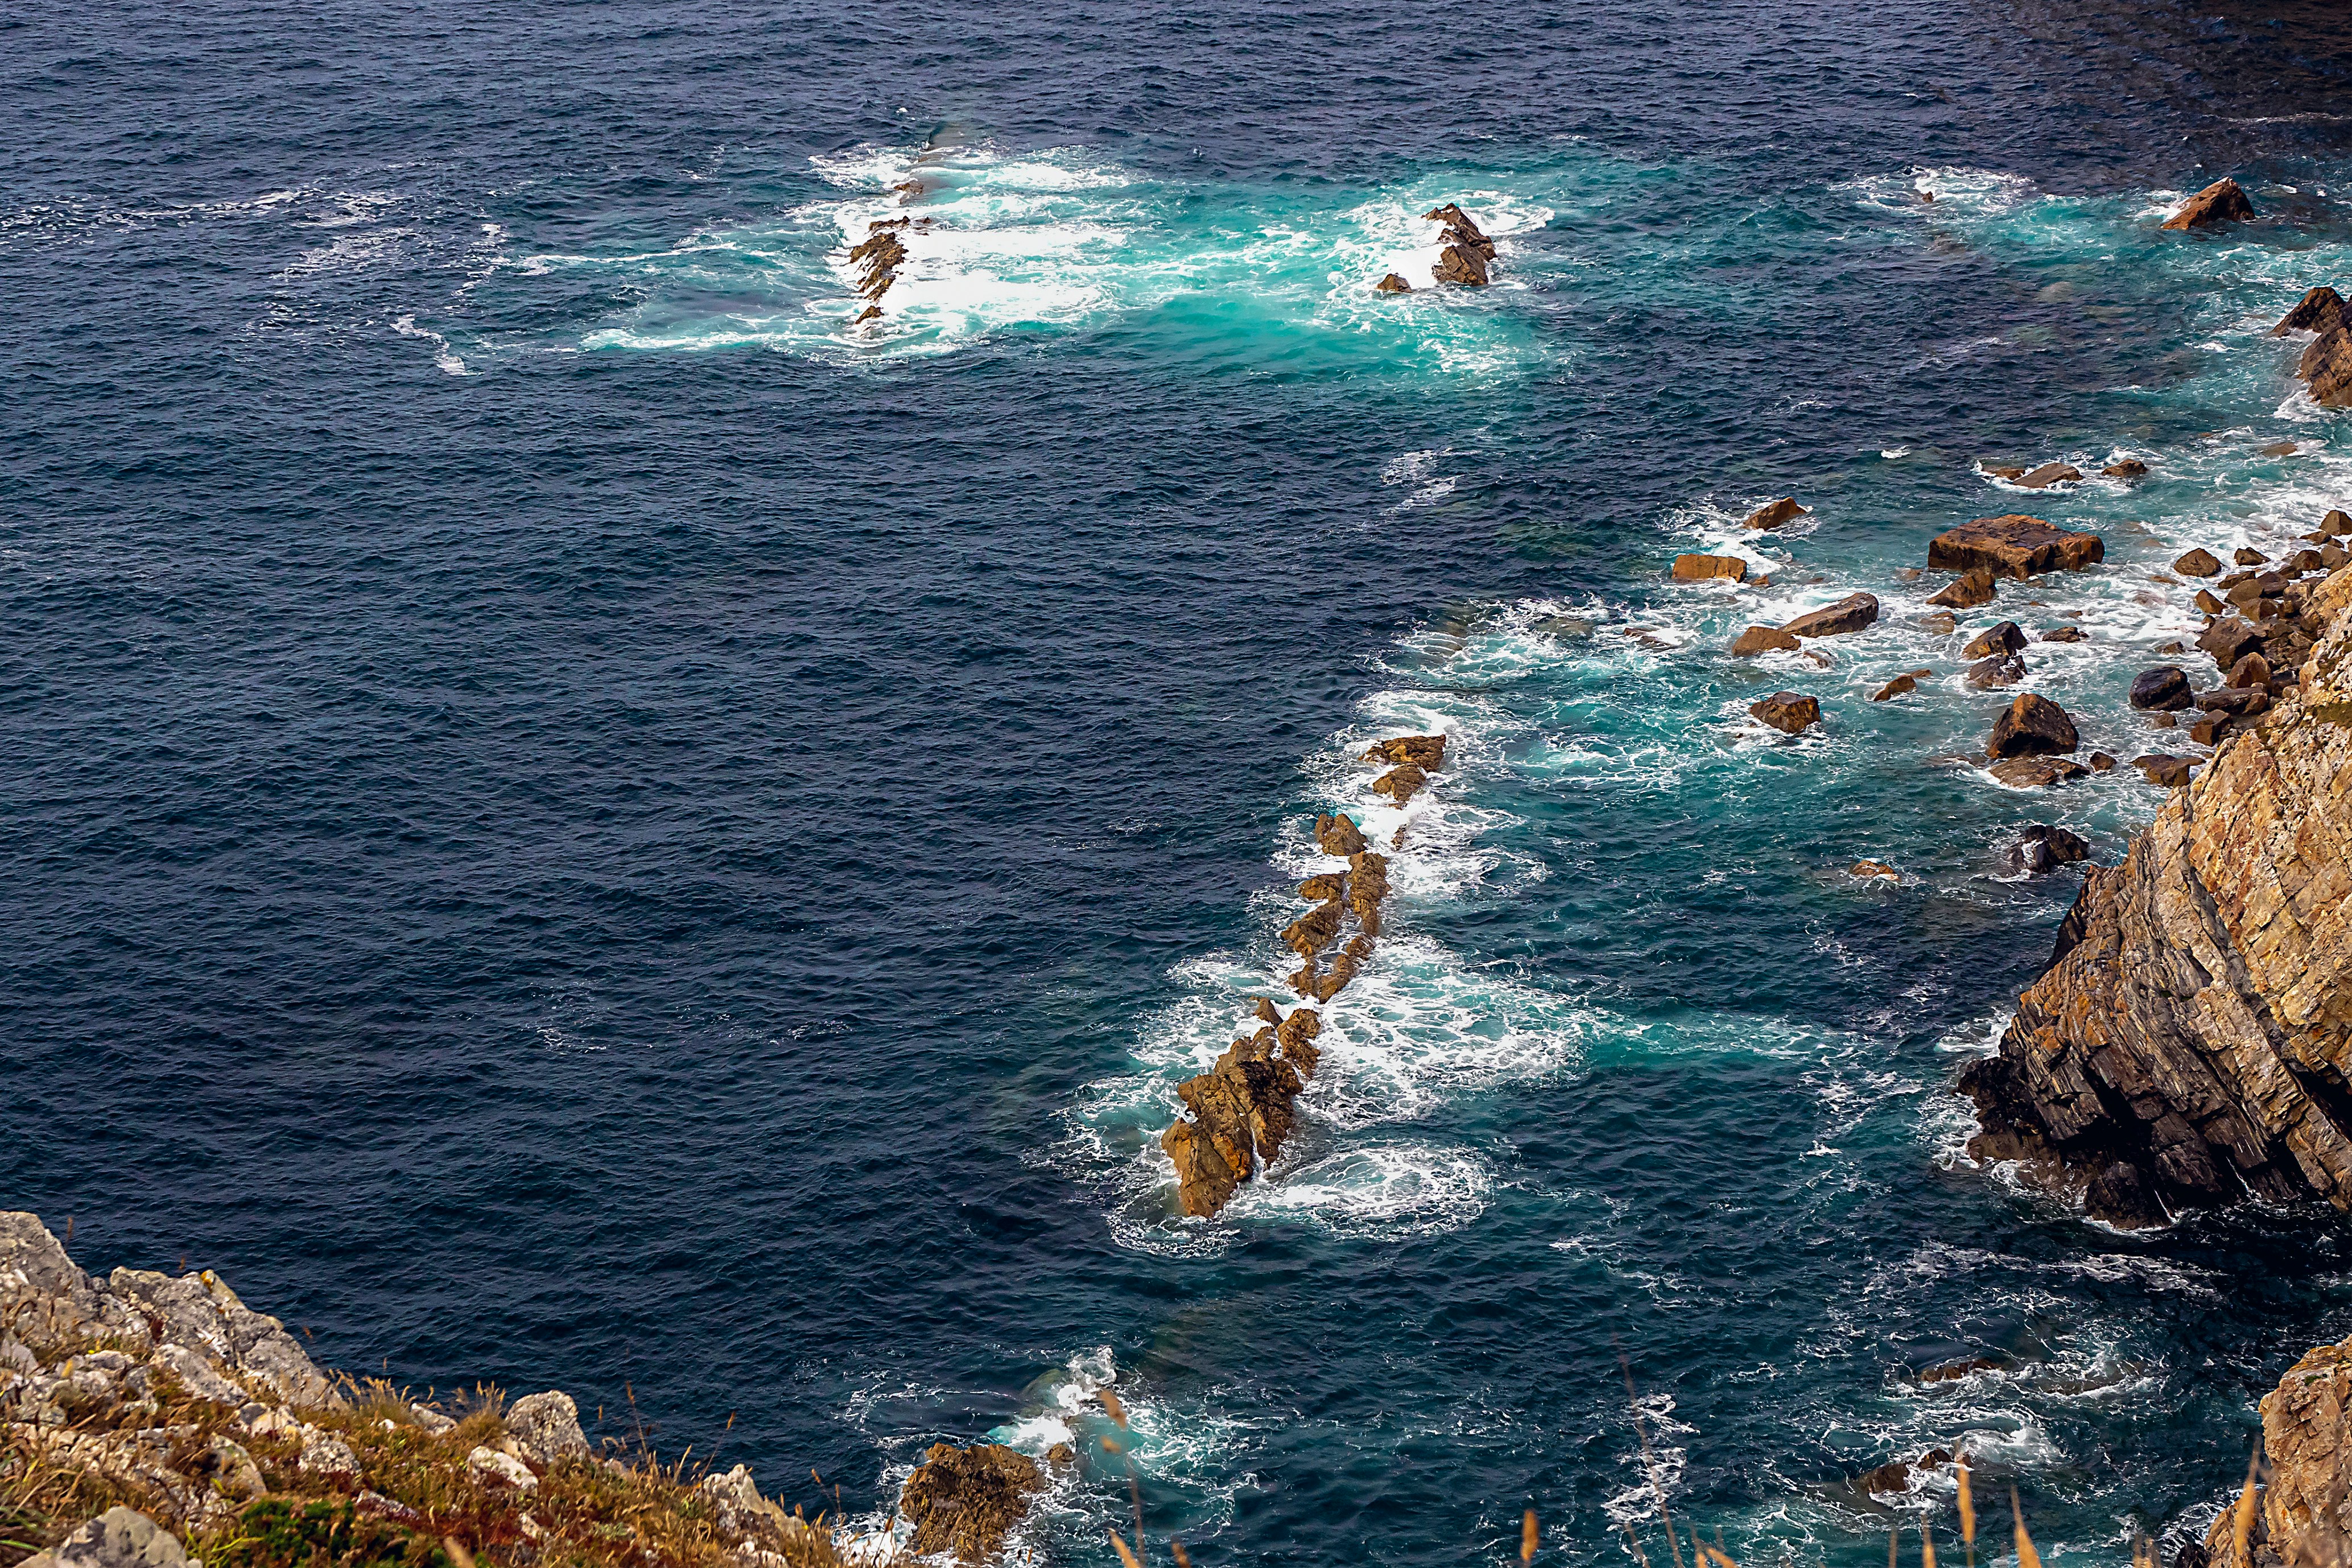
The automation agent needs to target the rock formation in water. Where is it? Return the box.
[1781,592,1879,639]
[1928,515,2105,580]
[1957,567,2352,1228]
[1160,733,1447,1218]
[1,1211,883,1568]
[2162,176,2256,232]
[2198,1332,2352,1568]
[1743,497,1808,531]
[896,1443,1045,1562]
[2273,281,2352,406]
[1424,204,1496,286]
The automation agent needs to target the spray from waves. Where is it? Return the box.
[392,314,469,375]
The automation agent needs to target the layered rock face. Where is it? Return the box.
[2202,1334,2352,1568]
[1958,570,2352,1227]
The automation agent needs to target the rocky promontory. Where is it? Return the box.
[1958,567,2352,1227]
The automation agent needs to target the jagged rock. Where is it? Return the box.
[2204,1335,2352,1568]
[1277,1008,1322,1079]
[1315,814,1368,856]
[1297,873,1345,902]
[1988,756,2088,788]
[1929,515,2105,579]
[2229,652,2274,689]
[1423,206,1496,288]
[1749,692,1820,735]
[104,1268,336,1409]
[1871,669,1933,702]
[1374,274,1412,294]
[2176,548,2223,577]
[1743,497,1808,531]
[1959,573,2352,1222]
[2273,286,2348,337]
[505,1390,588,1464]
[1731,625,1801,656]
[2238,547,2271,567]
[2104,459,2149,478]
[1965,654,2026,688]
[1281,899,1345,956]
[899,1443,1045,1562]
[2199,618,2267,672]
[2131,666,2194,711]
[18,1509,187,1568]
[1782,593,1879,638]
[1362,735,1447,769]
[2161,176,2256,230]
[2017,463,2082,489]
[1962,621,2028,660]
[1162,1120,1239,1216]
[2197,687,2270,718]
[1850,861,1899,881]
[1372,763,1429,804]
[2304,326,2352,406]
[1672,554,1748,582]
[2008,824,2091,876]
[1434,246,1490,286]
[1347,849,1390,938]
[1928,568,1998,609]
[1423,204,1496,257]
[2197,589,2227,615]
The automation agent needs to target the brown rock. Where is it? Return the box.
[1672,553,1749,583]
[1965,654,2026,688]
[1422,204,1496,257]
[2017,462,2082,489]
[1871,674,1919,702]
[2304,325,2352,406]
[2103,459,2149,478]
[2204,1336,2352,1568]
[1298,873,1346,902]
[1988,693,2080,758]
[1373,274,1412,294]
[2324,510,2352,538]
[2175,548,2222,577]
[2263,440,2303,457]
[1433,244,1490,286]
[2130,666,2193,711]
[2290,548,2327,574]
[1962,621,2028,660]
[2198,618,2267,671]
[1922,611,1959,634]
[2195,588,2226,615]
[1988,756,2088,787]
[2090,752,2116,772]
[1281,900,1345,955]
[1782,592,1880,638]
[852,305,883,324]
[1850,860,1899,881]
[1255,997,1282,1026]
[1372,763,1429,806]
[1363,735,1447,769]
[2131,752,2194,786]
[1982,463,2027,481]
[1928,569,1998,609]
[900,1444,1047,1562]
[1749,692,1821,735]
[2159,176,2256,230]
[2272,286,2348,336]
[1743,497,1809,531]
[1315,814,1368,856]
[1856,1450,1957,1497]
[2041,626,2086,642]
[1731,625,1802,657]
[2237,547,2270,566]
[2327,544,2351,570]
[2228,652,2273,688]
[1928,515,2105,579]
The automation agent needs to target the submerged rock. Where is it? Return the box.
[2160,176,2256,231]
[1928,515,2105,579]
[2103,458,2149,478]
[2016,462,2081,489]
[899,1443,1047,1562]
[1363,734,1447,769]
[1965,654,2026,688]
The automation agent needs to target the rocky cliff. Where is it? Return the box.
[2198,1333,2352,1568]
[1959,567,2352,1228]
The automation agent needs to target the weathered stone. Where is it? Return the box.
[2228,652,2273,689]
[2160,176,2255,230]
[1730,625,1801,657]
[1988,694,2079,758]
[1928,515,2105,579]
[1928,568,1997,609]
[2017,463,2081,489]
[1743,497,1808,530]
[1373,274,1412,294]
[304,1436,364,1479]
[2103,459,2149,478]
[1362,735,1447,769]
[2204,1335,2352,1568]
[2176,548,2222,577]
[1959,574,2352,1224]
[1988,756,2088,788]
[2090,752,2116,772]
[2325,511,2352,538]
[2130,666,2193,711]
[1297,873,1345,903]
[1162,1120,1238,1217]
[2131,752,2194,786]
[1781,593,1879,638]
[18,1509,187,1568]
[1371,763,1429,805]
[1433,244,1490,286]
[1281,899,1345,956]
[2305,326,2352,406]
[2008,824,2091,876]
[2272,286,2348,337]
[1965,654,2026,688]
[2198,618,2267,672]
[2237,547,2270,567]
[1749,692,1821,735]
[505,1390,587,1465]
[1962,621,2028,660]
[1315,814,1367,857]
[899,1443,1046,1562]
[1672,553,1748,582]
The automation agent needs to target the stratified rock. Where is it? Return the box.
[1958,573,2352,1223]
[1276,1007,1322,1079]
[1928,569,1997,609]
[1162,1120,1238,1216]
[2273,286,2348,337]
[18,1509,187,1568]
[1965,654,2026,688]
[2325,511,2352,538]
[2304,325,2352,406]
[2008,824,2091,876]
[1672,554,1748,582]
[1988,756,2089,788]
[1962,621,2028,660]
[2176,548,2223,577]
[1315,814,1368,856]
[1781,593,1879,638]
[1730,625,1801,657]
[2017,463,2081,489]
[1743,497,1808,530]
[899,1443,1046,1563]
[1749,692,1821,735]
[2130,666,2193,711]
[1374,274,1412,294]
[1988,694,2080,758]
[2131,752,2194,787]
[2160,176,2256,230]
[2204,1335,2352,1568]
[1929,515,2105,579]
[1347,849,1390,938]
[2103,459,2149,478]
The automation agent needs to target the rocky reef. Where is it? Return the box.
[0,1211,997,1568]
[1958,566,2352,1228]
[1159,733,1447,1218]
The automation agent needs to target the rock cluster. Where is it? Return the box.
[896,1443,1045,1562]
[845,218,921,326]
[2273,281,2352,407]
[1159,733,1447,1218]
[1424,205,1497,287]
[1957,568,2352,1227]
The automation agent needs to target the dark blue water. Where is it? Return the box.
[10,3,2352,1563]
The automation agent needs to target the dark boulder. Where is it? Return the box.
[2008,824,2091,876]
[2272,286,2347,336]
[1988,693,2080,758]
[1966,654,2026,688]
[2084,1161,2167,1229]
[2197,618,2266,671]
[1781,592,1880,638]
[2130,666,2193,711]
[1962,620,2028,659]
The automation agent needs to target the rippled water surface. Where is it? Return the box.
[9,3,2352,1564]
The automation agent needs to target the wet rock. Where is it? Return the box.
[1922,611,1959,634]
[2008,824,2091,876]
[1425,205,1496,287]
[1855,1449,1956,1497]
[2041,626,2086,642]
[1297,873,1345,903]
[2272,285,2347,336]
[1988,694,2079,758]
[1962,621,2028,659]
[2103,459,2149,478]
[2188,712,2230,746]
[2235,547,2270,566]
[2017,462,2082,489]
[18,1509,188,1568]
[2160,176,2255,230]
[1371,763,1429,806]
[1373,274,1412,294]
[1988,756,2089,787]
[2196,688,2269,718]
[1928,568,1997,610]
[2227,651,2273,689]
[2174,548,2222,576]
[2324,510,2352,538]
[2194,588,2226,615]
[1730,625,1801,656]
[2197,618,2266,671]
[1743,497,1808,530]
[899,1443,1046,1562]
[1965,654,2026,688]
[2090,752,2116,772]
[1748,692,1821,735]
[2304,325,2352,406]
[1281,900,1345,956]
[1781,592,1879,638]
[1672,553,1748,582]
[1918,1357,2002,1384]
[1362,735,1447,769]
[1871,670,1932,701]
[1850,861,1899,881]
[1315,814,1368,857]
[1276,1007,1322,1079]
[2132,752,2194,786]
[2084,1161,2167,1229]
[1981,463,2027,481]
[2262,440,2302,457]
[1162,1120,1239,1216]
[2130,666,2193,711]
[2291,548,2328,574]
[1928,515,2105,579]
[505,1391,587,1465]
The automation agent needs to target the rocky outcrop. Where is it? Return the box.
[1731,625,1801,657]
[2273,287,2346,337]
[1749,692,1821,735]
[2303,323,2352,407]
[1929,515,2105,580]
[1929,569,1996,609]
[2202,1334,2352,1568]
[2161,176,2256,231]
[1957,569,2352,1227]
[18,1508,188,1568]
[1374,274,1412,294]
[1743,497,1808,531]
[845,220,916,325]
[1424,205,1496,287]
[898,1444,1045,1563]
[2009,824,2090,876]
[1781,593,1879,638]
[1987,693,2078,758]
[1672,554,1748,582]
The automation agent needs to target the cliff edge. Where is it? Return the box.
[1959,567,2352,1228]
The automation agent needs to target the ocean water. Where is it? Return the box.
[8,2,2352,1564]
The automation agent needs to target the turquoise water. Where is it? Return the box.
[9,6,2352,1566]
